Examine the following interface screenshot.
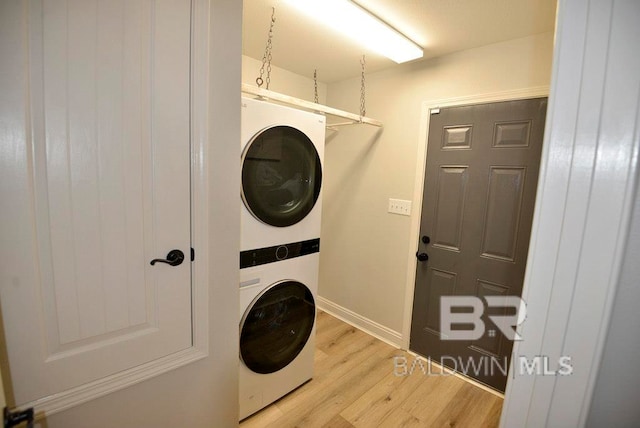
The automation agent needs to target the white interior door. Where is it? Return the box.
[0,0,192,406]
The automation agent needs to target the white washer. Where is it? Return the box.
[240,97,325,252]
[239,252,319,420]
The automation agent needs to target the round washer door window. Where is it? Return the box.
[240,281,315,374]
[242,126,322,227]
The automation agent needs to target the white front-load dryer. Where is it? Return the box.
[239,250,319,420]
[241,97,325,252]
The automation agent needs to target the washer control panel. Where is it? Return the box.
[240,238,320,269]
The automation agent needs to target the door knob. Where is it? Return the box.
[150,249,185,266]
[416,252,429,262]
[421,236,431,244]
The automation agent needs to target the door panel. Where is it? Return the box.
[473,279,509,356]
[493,121,531,148]
[0,0,192,405]
[410,98,547,391]
[442,126,473,149]
[424,269,458,336]
[481,167,526,261]
[432,167,468,252]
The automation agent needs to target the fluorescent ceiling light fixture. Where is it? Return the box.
[284,0,423,63]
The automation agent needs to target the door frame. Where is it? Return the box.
[501,0,640,425]
[0,0,212,415]
[401,86,550,350]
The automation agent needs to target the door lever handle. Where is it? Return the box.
[150,249,185,266]
[4,406,34,428]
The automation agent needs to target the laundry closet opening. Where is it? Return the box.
[240,0,557,425]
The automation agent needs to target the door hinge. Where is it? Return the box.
[4,407,34,428]
[191,247,195,262]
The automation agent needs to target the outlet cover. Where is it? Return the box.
[388,198,412,216]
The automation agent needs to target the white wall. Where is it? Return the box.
[242,55,327,104]
[319,32,555,340]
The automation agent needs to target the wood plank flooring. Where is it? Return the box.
[240,311,503,427]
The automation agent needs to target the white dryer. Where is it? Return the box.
[239,97,324,420]
[239,250,319,420]
[240,97,325,252]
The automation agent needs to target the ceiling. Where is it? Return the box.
[242,0,557,83]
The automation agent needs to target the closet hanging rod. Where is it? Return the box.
[241,83,383,128]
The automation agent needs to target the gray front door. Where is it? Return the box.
[410,98,547,391]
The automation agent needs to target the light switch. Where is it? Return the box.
[388,198,412,216]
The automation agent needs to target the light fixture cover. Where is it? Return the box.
[284,0,423,63]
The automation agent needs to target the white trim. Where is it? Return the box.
[25,348,206,416]
[317,296,403,348]
[189,0,210,357]
[400,86,550,349]
[18,0,212,416]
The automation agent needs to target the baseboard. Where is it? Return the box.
[316,296,403,348]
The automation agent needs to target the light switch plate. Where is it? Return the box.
[388,198,412,216]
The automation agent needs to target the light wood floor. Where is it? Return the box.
[240,311,503,427]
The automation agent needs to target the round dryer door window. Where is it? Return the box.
[240,281,315,374]
[242,126,322,227]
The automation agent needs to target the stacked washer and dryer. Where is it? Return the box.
[239,97,326,420]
